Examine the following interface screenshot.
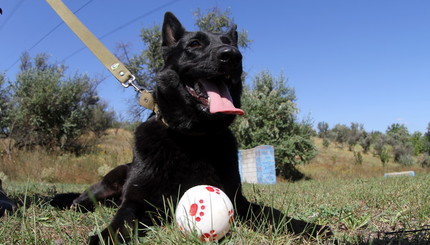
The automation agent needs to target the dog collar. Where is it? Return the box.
[139,90,159,112]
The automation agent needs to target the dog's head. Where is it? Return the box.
[155,12,244,133]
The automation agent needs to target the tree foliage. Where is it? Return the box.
[232,71,316,180]
[116,25,163,91]
[0,74,10,137]
[385,123,415,164]
[320,121,430,166]
[317,121,329,138]
[422,123,430,154]
[2,52,115,152]
[193,8,251,49]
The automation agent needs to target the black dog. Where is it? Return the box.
[0,179,17,217]
[51,12,332,244]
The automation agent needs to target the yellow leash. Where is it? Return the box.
[45,0,157,112]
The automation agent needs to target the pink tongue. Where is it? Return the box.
[199,80,245,115]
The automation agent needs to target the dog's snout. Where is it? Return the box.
[217,47,242,65]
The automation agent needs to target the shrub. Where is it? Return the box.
[354,151,363,165]
[420,154,430,168]
[359,134,372,154]
[322,138,330,148]
[397,154,415,165]
[0,74,10,137]
[4,53,114,153]
[392,143,414,163]
[317,121,329,138]
[232,71,316,180]
[331,124,349,148]
[379,146,391,167]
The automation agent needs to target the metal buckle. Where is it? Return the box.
[121,74,142,93]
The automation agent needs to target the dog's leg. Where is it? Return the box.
[74,163,130,209]
[0,180,17,217]
[51,163,130,211]
[50,192,82,210]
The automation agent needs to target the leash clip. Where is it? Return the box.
[121,74,157,112]
[121,74,142,93]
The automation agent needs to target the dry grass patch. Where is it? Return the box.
[0,129,133,184]
[299,138,430,180]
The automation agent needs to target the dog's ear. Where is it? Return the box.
[162,12,186,47]
[226,24,238,46]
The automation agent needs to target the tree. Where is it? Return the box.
[347,122,365,151]
[0,74,10,137]
[359,132,372,154]
[330,124,349,148]
[385,123,414,163]
[379,146,391,167]
[386,123,410,145]
[232,71,316,180]
[116,24,163,91]
[87,102,116,138]
[5,52,114,152]
[410,131,424,156]
[423,123,430,154]
[373,134,392,166]
[193,8,251,49]
[317,121,329,138]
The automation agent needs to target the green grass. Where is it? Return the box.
[2,175,430,244]
[2,132,430,244]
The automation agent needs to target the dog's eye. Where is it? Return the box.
[188,40,202,48]
[220,36,231,45]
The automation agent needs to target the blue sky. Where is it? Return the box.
[1,0,429,133]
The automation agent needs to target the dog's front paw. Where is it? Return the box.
[88,229,125,245]
[50,193,80,210]
[88,234,101,245]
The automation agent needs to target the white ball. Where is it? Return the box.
[175,185,234,242]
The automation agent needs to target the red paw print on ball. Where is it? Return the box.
[205,186,221,194]
[189,199,206,222]
[201,229,218,242]
[228,209,235,223]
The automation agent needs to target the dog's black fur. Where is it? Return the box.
[0,179,17,217]
[51,12,332,244]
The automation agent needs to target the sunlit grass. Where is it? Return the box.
[1,132,430,243]
[1,175,430,244]
[0,129,133,184]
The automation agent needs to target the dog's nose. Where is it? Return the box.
[217,47,242,65]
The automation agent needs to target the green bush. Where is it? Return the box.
[354,151,363,165]
[4,53,115,152]
[420,154,430,168]
[317,121,329,138]
[379,146,391,167]
[232,71,316,180]
[397,154,415,165]
[323,138,330,148]
[0,74,10,137]
[392,143,414,163]
[359,134,372,154]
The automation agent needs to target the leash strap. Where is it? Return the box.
[45,0,156,111]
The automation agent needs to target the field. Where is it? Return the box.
[1,130,430,244]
